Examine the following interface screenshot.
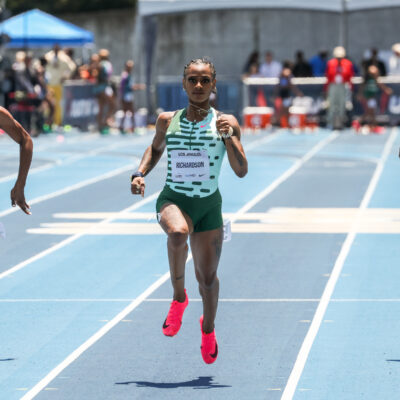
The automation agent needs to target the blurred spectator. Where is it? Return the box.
[362,48,386,77]
[292,51,312,77]
[242,62,266,106]
[87,53,99,83]
[259,51,282,78]
[309,50,328,77]
[95,49,115,133]
[357,65,392,133]
[35,58,56,132]
[119,60,145,133]
[45,44,75,125]
[388,43,400,76]
[242,51,260,75]
[64,48,79,79]
[274,67,303,127]
[325,46,354,129]
[11,51,41,134]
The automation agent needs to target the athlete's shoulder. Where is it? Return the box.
[156,109,183,132]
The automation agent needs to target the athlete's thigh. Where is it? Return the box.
[158,203,193,235]
[190,227,223,275]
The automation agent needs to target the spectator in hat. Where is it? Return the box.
[325,46,354,129]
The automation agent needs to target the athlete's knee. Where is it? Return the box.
[198,272,218,291]
[167,229,189,250]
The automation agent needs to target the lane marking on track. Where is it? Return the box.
[0,136,143,184]
[19,132,338,400]
[0,190,159,281]
[0,131,277,218]
[1,298,399,303]
[1,132,281,280]
[0,162,139,218]
[281,128,398,400]
[26,207,400,235]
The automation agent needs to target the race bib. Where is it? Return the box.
[171,150,210,182]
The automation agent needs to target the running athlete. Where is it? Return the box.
[130,58,248,364]
[1,106,33,214]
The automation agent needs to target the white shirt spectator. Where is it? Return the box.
[259,59,282,78]
[388,43,400,76]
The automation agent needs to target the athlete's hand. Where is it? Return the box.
[11,183,31,215]
[216,114,232,136]
[131,177,145,197]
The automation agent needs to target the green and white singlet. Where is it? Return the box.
[165,107,226,198]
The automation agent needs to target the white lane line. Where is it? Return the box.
[0,162,59,184]
[2,298,400,303]
[0,162,139,218]
[0,298,322,303]
[0,190,159,281]
[281,128,398,400]
[0,136,139,184]
[19,131,335,399]
[0,131,274,216]
[242,131,282,151]
[1,132,280,273]
[228,132,338,225]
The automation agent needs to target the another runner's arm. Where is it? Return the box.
[216,114,248,178]
[0,107,33,214]
[131,112,174,196]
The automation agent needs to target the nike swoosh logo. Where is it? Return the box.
[200,124,209,128]
[163,319,169,329]
[210,342,218,359]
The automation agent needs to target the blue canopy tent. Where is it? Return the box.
[0,9,94,48]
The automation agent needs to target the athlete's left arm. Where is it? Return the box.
[216,114,248,178]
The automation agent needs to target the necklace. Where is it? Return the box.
[188,101,211,121]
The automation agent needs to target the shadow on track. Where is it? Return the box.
[115,376,231,389]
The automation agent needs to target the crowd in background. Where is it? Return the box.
[242,44,400,132]
[242,43,400,79]
[1,45,144,135]
[2,42,400,136]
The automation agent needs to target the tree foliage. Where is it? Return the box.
[6,0,136,14]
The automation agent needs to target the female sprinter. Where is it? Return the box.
[130,58,248,364]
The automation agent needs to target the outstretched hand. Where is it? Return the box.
[10,183,31,215]
[131,177,145,197]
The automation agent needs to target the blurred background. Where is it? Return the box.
[1,0,400,135]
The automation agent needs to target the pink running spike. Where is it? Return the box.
[162,290,188,337]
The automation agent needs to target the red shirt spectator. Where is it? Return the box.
[325,56,354,89]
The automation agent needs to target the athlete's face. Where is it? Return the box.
[183,64,216,104]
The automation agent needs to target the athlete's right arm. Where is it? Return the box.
[0,107,33,214]
[131,111,174,196]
